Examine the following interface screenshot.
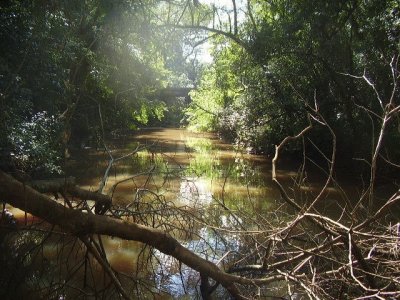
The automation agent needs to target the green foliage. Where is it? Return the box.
[0,0,196,173]
[187,37,305,153]
[188,0,400,161]
[186,68,225,131]
[132,101,167,125]
[9,112,62,175]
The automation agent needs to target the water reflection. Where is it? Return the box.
[101,129,269,297]
[2,128,310,298]
[154,226,240,298]
[93,129,275,297]
[179,178,212,206]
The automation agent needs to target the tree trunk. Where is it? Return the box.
[0,170,247,299]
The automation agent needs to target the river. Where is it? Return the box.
[67,128,285,297]
[3,128,370,299]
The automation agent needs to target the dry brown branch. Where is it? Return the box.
[266,69,400,297]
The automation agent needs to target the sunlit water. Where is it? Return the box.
[69,128,280,297]
[4,128,370,298]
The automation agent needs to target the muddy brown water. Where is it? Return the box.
[4,128,371,298]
